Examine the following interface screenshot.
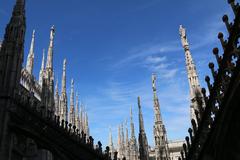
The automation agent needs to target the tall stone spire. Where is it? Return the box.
[41,26,55,112]
[129,107,138,160]
[46,26,55,73]
[39,49,45,86]
[85,112,90,138]
[179,25,205,123]
[152,74,170,160]
[60,59,67,121]
[118,125,123,159]
[0,0,26,95]
[138,97,149,160]
[69,79,75,125]
[54,79,59,116]
[109,127,114,159]
[0,1,26,158]
[75,92,80,129]
[121,123,125,157]
[26,30,35,74]
[80,104,84,132]
[125,120,130,160]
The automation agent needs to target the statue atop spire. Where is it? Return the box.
[151,74,170,160]
[179,25,205,124]
[138,97,149,160]
[152,74,162,123]
[26,30,35,74]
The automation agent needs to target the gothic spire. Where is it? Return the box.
[138,96,149,160]
[151,74,170,160]
[109,127,114,159]
[60,59,67,121]
[0,0,26,95]
[152,74,163,123]
[125,120,130,160]
[80,103,84,132]
[129,106,138,160]
[179,25,201,98]
[138,97,145,132]
[39,49,45,86]
[179,25,205,123]
[118,125,123,159]
[69,79,75,125]
[54,79,59,116]
[75,92,80,129]
[130,107,135,139]
[85,112,89,138]
[121,123,125,155]
[61,59,67,95]
[46,26,55,72]
[26,30,35,74]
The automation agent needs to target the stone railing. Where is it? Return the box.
[12,84,119,160]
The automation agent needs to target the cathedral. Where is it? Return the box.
[109,25,206,160]
[0,0,240,160]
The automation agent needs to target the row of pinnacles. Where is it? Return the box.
[0,0,123,160]
[110,74,170,160]
[20,24,90,138]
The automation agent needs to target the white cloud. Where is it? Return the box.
[146,56,167,64]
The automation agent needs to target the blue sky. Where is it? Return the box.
[0,0,234,147]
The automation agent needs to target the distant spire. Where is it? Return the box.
[39,49,45,86]
[152,74,162,122]
[130,107,135,138]
[125,120,129,146]
[138,96,149,160]
[118,125,123,159]
[138,97,145,132]
[69,79,75,125]
[151,74,170,160]
[109,127,114,159]
[121,123,125,155]
[75,92,80,129]
[54,79,59,116]
[125,120,130,160]
[61,59,67,95]
[179,25,205,123]
[26,30,35,74]
[60,59,68,121]
[85,112,89,138]
[129,106,138,160]
[80,103,84,132]
[46,26,55,72]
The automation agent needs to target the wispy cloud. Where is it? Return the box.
[113,40,182,68]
